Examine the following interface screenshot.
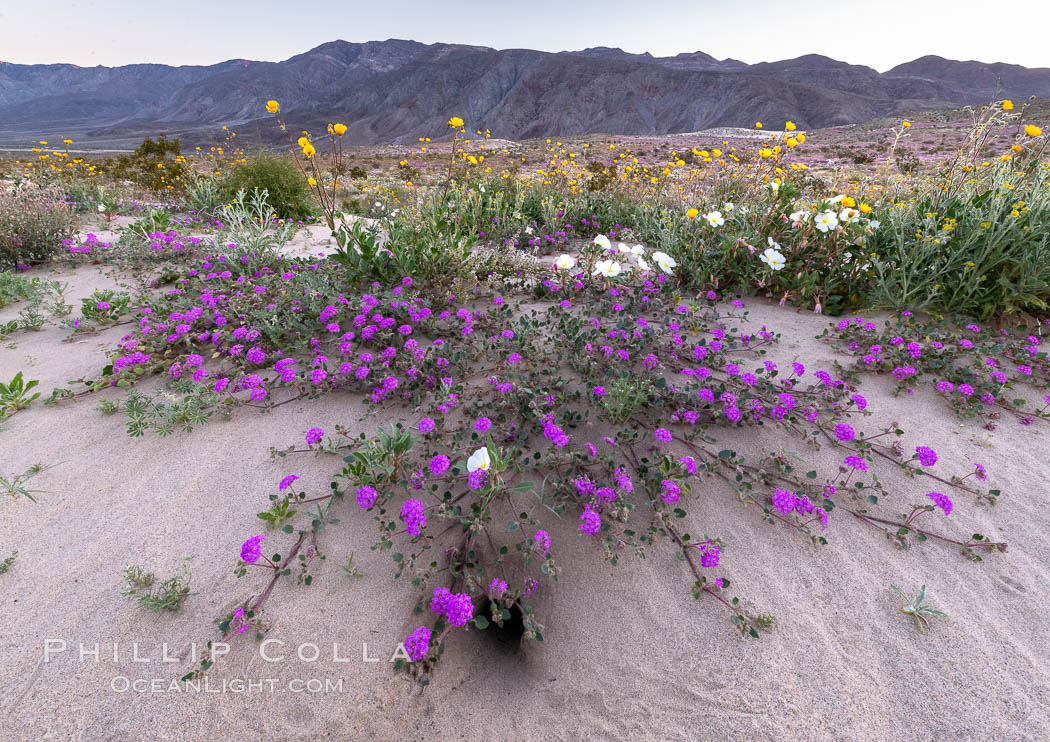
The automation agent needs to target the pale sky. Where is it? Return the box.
[1,0,1047,72]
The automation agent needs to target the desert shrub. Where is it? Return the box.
[893,145,920,174]
[215,189,294,263]
[331,202,476,286]
[110,134,189,192]
[870,161,1050,318]
[61,178,107,213]
[221,155,315,220]
[0,184,77,268]
[184,174,225,216]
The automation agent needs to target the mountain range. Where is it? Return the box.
[1,39,1048,147]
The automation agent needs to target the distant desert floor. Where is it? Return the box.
[1,231,1049,741]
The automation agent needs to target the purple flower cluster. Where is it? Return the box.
[843,456,867,472]
[400,499,426,535]
[660,479,681,504]
[834,424,855,442]
[240,535,265,564]
[431,587,474,626]
[489,578,508,598]
[541,414,569,448]
[926,491,953,515]
[430,455,450,476]
[771,489,829,529]
[697,540,720,568]
[579,505,601,534]
[614,467,633,494]
[404,625,431,662]
[915,446,938,467]
[356,485,378,509]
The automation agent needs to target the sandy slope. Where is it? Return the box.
[1,262,1048,742]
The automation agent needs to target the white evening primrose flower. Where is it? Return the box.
[706,210,725,227]
[815,211,839,233]
[97,203,106,213]
[789,210,809,224]
[652,251,677,274]
[868,220,881,230]
[525,225,534,235]
[770,180,780,192]
[839,207,860,223]
[760,247,786,270]
[724,202,735,212]
[767,236,781,250]
[593,234,612,250]
[555,254,576,270]
[636,256,650,271]
[467,447,491,473]
[828,194,846,204]
[630,244,646,255]
[595,260,622,278]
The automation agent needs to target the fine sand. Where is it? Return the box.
[1,254,1049,742]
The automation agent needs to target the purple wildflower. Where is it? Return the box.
[445,593,474,627]
[697,540,720,568]
[401,499,426,535]
[579,505,601,535]
[844,456,867,472]
[771,488,796,514]
[926,492,953,516]
[429,455,450,477]
[404,626,431,662]
[240,535,265,564]
[356,485,378,509]
[915,446,938,467]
